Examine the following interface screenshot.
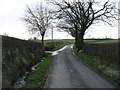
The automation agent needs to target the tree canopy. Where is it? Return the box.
[23,3,52,46]
[50,0,118,51]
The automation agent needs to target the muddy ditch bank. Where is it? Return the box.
[13,57,45,88]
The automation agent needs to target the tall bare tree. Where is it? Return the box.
[23,3,52,46]
[51,0,118,51]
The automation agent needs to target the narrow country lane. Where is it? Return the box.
[45,45,118,88]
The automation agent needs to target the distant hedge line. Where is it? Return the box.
[2,36,44,88]
[83,42,119,65]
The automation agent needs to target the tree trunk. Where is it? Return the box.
[77,36,84,52]
[75,33,84,52]
[74,25,85,52]
[41,34,44,47]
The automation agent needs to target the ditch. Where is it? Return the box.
[12,57,45,88]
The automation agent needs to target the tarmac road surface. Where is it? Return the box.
[45,45,118,88]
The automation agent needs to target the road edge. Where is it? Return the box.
[72,47,119,88]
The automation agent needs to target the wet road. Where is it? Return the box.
[45,45,117,88]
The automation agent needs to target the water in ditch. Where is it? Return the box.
[12,57,45,88]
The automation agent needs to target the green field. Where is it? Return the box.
[37,39,119,44]
[86,39,119,44]
[37,39,75,44]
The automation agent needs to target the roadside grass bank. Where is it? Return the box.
[73,46,120,85]
[2,36,44,88]
[23,55,53,88]
[83,42,119,66]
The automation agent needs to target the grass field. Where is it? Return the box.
[87,39,119,44]
[37,39,119,44]
[37,39,75,46]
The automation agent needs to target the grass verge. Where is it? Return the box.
[23,55,53,88]
[73,46,120,85]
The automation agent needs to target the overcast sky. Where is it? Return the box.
[0,0,119,40]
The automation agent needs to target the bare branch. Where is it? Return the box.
[22,3,52,46]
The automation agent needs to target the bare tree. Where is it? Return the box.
[51,0,118,51]
[23,3,52,46]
